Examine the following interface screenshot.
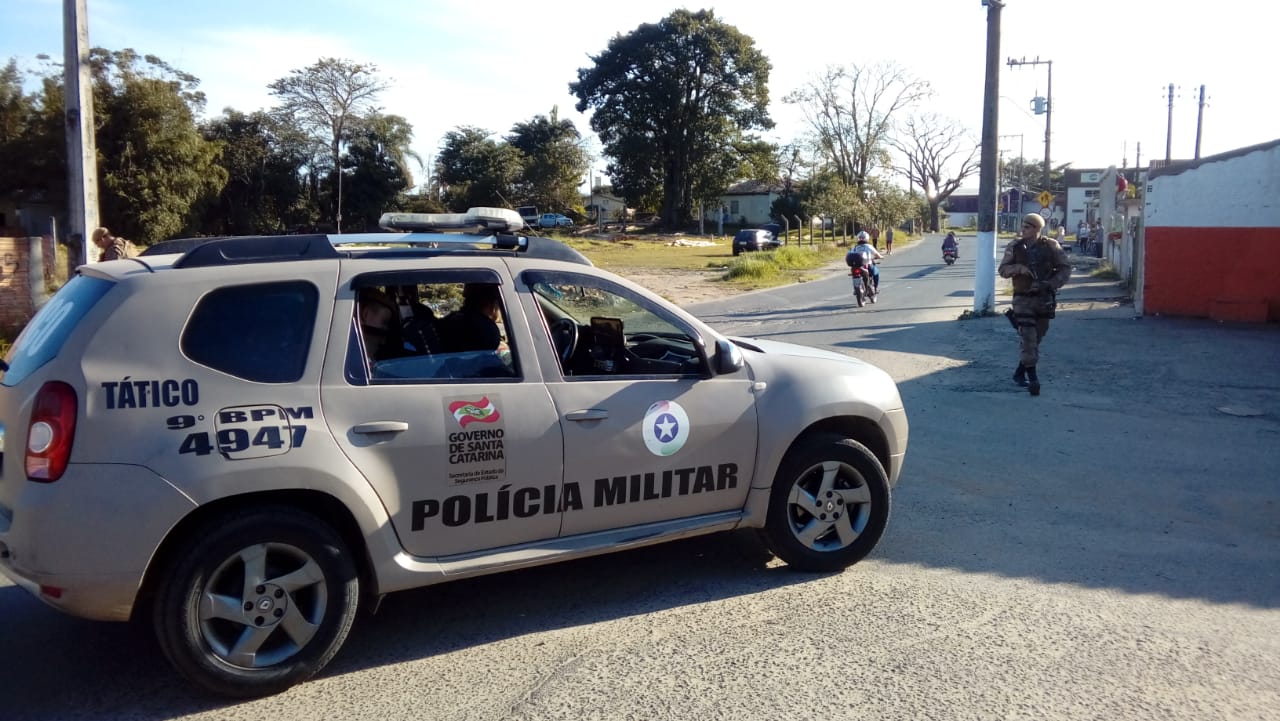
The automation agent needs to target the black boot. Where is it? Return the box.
[1027,366,1040,396]
[1012,364,1028,387]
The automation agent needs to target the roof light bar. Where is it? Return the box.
[378,207,525,234]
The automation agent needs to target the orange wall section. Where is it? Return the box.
[1145,226,1280,321]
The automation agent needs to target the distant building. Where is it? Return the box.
[701,180,785,226]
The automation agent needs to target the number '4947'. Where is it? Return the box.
[178,426,307,458]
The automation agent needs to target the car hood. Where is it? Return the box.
[729,335,902,409]
[731,335,874,368]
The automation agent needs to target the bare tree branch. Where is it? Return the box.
[891,113,978,231]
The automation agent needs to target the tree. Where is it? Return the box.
[201,109,315,234]
[434,126,523,211]
[341,112,419,231]
[893,113,979,232]
[785,63,931,196]
[0,61,68,211]
[1002,156,1069,195]
[507,107,590,213]
[268,58,389,232]
[861,176,916,235]
[90,49,226,244]
[801,171,865,235]
[571,9,773,228]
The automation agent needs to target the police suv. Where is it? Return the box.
[0,208,909,697]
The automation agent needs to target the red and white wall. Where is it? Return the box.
[1141,139,1280,322]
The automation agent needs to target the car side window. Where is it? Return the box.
[523,270,708,379]
[182,281,318,383]
[347,275,518,385]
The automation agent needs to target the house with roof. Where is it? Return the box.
[700,180,786,226]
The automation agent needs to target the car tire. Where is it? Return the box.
[733,248,741,256]
[153,507,360,698]
[763,433,890,572]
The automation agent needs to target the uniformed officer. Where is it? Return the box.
[998,213,1071,396]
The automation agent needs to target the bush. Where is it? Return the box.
[725,255,779,280]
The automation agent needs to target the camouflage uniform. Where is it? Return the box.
[998,234,1071,368]
[100,237,137,261]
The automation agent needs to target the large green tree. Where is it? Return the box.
[341,112,419,231]
[201,109,315,234]
[571,9,773,228]
[0,61,69,211]
[90,49,226,244]
[434,126,523,211]
[507,107,589,213]
[268,58,389,232]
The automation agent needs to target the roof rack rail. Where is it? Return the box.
[333,232,528,252]
[379,207,524,234]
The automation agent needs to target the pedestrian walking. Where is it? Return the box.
[998,213,1071,396]
[884,226,895,255]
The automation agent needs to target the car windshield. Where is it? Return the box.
[530,281,684,337]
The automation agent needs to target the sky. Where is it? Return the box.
[4,0,1275,194]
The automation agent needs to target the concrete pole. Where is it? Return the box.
[975,0,1003,315]
[1194,85,1206,159]
[63,0,99,264]
[1043,60,1052,193]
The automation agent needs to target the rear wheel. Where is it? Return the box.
[763,434,890,572]
[153,507,359,698]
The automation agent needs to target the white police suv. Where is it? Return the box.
[0,208,908,697]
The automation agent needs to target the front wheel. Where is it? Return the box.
[763,434,890,572]
[153,507,360,698]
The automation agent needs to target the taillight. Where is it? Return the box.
[26,381,78,482]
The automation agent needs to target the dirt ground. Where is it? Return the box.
[615,267,740,306]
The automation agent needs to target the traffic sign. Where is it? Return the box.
[1037,190,1054,207]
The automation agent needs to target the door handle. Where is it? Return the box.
[352,421,409,434]
[565,409,609,422]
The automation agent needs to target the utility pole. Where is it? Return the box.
[1194,84,1207,159]
[63,0,99,263]
[999,133,1025,188]
[976,0,1003,315]
[1164,83,1176,162]
[1007,55,1052,193]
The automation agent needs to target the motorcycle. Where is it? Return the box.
[943,247,958,265]
[851,263,878,307]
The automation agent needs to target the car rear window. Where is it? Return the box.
[181,281,318,383]
[2,275,115,387]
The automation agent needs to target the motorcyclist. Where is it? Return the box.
[851,231,883,291]
[942,232,959,258]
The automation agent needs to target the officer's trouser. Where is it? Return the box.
[1012,294,1051,367]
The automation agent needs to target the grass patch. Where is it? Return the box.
[562,236,733,272]
[1091,263,1121,281]
[724,255,779,280]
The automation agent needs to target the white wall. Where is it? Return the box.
[1146,143,1280,227]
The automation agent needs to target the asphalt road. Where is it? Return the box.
[3,236,1278,720]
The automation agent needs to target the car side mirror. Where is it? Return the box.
[714,338,744,374]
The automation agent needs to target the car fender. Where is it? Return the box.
[732,337,907,491]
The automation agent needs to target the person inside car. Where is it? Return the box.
[439,283,503,353]
[357,288,399,362]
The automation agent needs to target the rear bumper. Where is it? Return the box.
[0,463,196,621]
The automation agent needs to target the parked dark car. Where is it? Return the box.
[732,228,782,256]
